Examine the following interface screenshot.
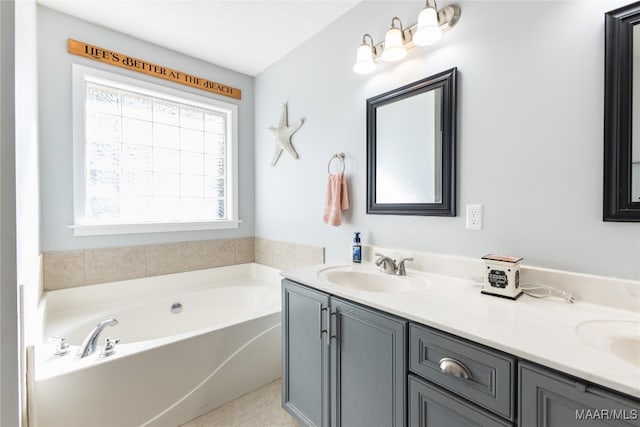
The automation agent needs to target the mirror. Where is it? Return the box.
[367,68,457,216]
[604,3,640,221]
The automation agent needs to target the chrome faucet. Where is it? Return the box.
[76,318,118,359]
[375,253,414,276]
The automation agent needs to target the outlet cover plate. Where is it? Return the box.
[466,204,483,230]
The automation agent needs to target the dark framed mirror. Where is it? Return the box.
[366,68,457,216]
[604,2,640,221]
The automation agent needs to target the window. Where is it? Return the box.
[71,64,239,235]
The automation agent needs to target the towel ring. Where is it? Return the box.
[328,153,345,174]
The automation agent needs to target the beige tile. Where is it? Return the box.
[199,239,236,269]
[234,237,255,264]
[295,244,324,268]
[43,250,86,291]
[85,246,146,285]
[257,410,299,427]
[146,241,201,276]
[181,379,297,427]
[271,241,296,270]
[254,238,273,267]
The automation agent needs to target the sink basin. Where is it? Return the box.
[317,266,427,293]
[575,320,640,368]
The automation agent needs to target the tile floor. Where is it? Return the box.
[180,379,299,427]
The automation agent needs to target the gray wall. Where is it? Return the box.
[1,1,19,424]
[38,6,256,252]
[255,0,640,280]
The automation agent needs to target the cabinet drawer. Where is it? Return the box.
[409,323,515,420]
[409,375,512,427]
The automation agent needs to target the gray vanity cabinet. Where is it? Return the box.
[283,279,640,427]
[282,279,407,427]
[519,362,640,427]
[282,280,330,427]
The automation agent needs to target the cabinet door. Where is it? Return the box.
[330,297,407,427]
[519,362,640,427]
[409,375,513,427]
[282,280,330,427]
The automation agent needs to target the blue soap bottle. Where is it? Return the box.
[352,232,362,263]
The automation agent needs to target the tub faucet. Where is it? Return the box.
[76,318,118,359]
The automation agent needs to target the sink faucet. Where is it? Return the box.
[374,253,413,276]
[76,318,118,358]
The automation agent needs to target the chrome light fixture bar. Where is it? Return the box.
[353,1,460,74]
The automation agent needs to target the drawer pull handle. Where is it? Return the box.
[439,357,472,380]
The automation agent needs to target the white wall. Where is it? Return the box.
[0,0,20,424]
[16,0,40,424]
[255,0,640,280]
[16,0,40,323]
[38,6,256,251]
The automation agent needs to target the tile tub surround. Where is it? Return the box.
[43,237,324,291]
[255,238,325,271]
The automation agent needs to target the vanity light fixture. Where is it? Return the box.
[353,1,460,74]
[413,1,442,46]
[353,34,377,74]
[381,17,407,62]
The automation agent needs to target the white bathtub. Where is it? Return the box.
[31,263,282,427]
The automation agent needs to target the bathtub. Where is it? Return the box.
[31,263,282,427]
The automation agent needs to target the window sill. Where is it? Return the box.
[70,220,242,236]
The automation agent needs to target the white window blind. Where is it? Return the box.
[72,65,239,235]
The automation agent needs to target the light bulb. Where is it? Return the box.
[381,27,406,62]
[353,43,376,74]
[413,6,442,46]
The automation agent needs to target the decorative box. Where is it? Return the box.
[481,254,523,300]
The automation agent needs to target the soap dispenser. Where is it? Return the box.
[352,232,362,263]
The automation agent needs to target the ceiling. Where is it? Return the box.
[38,0,362,76]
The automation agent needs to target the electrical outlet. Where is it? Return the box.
[466,204,483,230]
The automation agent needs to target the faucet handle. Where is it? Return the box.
[374,252,395,263]
[49,336,70,356]
[396,257,414,276]
[100,337,120,358]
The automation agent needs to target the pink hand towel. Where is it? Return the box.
[323,173,349,226]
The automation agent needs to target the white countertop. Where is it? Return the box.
[282,263,640,399]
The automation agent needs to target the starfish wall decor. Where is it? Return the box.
[268,102,304,166]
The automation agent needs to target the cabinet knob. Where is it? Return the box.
[439,357,472,380]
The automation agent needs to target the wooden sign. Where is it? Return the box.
[68,39,242,100]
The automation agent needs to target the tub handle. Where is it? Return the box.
[100,337,119,358]
[49,337,70,357]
